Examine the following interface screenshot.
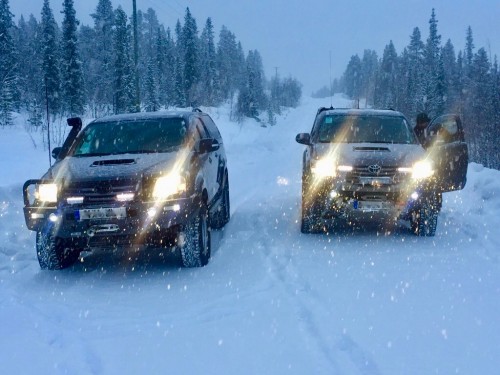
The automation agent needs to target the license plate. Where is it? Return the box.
[359,177,392,186]
[77,207,127,221]
[356,201,384,210]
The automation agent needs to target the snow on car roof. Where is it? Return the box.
[91,110,197,124]
[320,108,405,117]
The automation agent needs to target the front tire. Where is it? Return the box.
[180,201,211,267]
[300,174,323,234]
[36,229,80,270]
[411,202,439,237]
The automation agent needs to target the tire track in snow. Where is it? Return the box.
[254,195,381,374]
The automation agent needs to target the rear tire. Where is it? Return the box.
[211,173,230,229]
[181,201,211,267]
[36,228,80,270]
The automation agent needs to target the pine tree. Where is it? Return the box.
[182,7,199,107]
[464,26,474,78]
[15,15,41,110]
[424,8,442,117]
[144,57,159,112]
[90,0,114,113]
[216,26,239,102]
[200,17,218,106]
[360,49,378,105]
[0,0,17,126]
[161,27,176,107]
[469,48,492,166]
[113,6,135,114]
[374,41,398,109]
[440,39,458,112]
[343,54,362,100]
[40,0,61,116]
[61,0,84,115]
[406,27,426,118]
[173,19,185,107]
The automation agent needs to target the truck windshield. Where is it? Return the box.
[71,118,187,156]
[317,115,416,144]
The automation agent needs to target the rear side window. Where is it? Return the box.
[201,115,222,141]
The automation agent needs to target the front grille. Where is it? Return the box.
[346,165,404,185]
[63,179,138,204]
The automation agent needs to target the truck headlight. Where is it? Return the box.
[36,183,58,203]
[411,160,434,180]
[152,173,186,200]
[311,158,336,178]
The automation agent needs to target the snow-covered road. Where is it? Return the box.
[1,97,499,374]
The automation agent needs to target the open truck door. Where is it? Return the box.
[426,114,468,192]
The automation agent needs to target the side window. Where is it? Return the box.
[201,115,222,141]
[191,117,208,139]
[427,115,461,143]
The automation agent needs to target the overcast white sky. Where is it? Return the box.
[10,0,500,93]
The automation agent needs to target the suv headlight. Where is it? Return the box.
[411,160,434,180]
[36,183,58,203]
[152,173,187,200]
[311,158,336,178]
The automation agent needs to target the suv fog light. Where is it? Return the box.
[116,193,135,202]
[67,196,84,204]
[48,213,59,222]
[329,190,339,199]
[411,192,419,200]
[147,207,158,218]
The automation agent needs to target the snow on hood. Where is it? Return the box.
[43,152,183,182]
[313,142,426,167]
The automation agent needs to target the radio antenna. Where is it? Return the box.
[329,51,333,108]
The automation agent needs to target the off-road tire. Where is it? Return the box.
[411,203,439,237]
[181,201,211,267]
[300,174,323,234]
[36,228,80,270]
[211,173,230,229]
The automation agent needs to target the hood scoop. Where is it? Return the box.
[353,146,390,152]
[91,159,136,167]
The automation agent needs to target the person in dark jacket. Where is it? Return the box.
[414,112,430,146]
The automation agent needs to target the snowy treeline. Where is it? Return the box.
[316,9,500,170]
[0,0,302,129]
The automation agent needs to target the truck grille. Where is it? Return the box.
[346,165,402,184]
[63,179,138,204]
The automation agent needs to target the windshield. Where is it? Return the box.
[317,114,416,144]
[70,118,187,156]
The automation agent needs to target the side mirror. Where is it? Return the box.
[51,147,62,159]
[296,133,311,145]
[196,138,219,154]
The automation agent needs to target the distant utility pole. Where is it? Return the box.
[45,77,52,167]
[133,0,141,112]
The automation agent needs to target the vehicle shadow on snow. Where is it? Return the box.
[323,219,415,237]
[41,228,226,276]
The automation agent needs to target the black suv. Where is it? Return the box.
[23,110,230,269]
[296,108,468,236]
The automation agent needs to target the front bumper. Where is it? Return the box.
[307,174,434,219]
[23,181,200,248]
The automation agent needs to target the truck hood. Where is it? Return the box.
[313,143,426,167]
[44,152,185,181]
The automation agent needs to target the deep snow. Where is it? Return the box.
[1,96,499,374]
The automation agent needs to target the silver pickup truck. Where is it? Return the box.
[296,107,468,236]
